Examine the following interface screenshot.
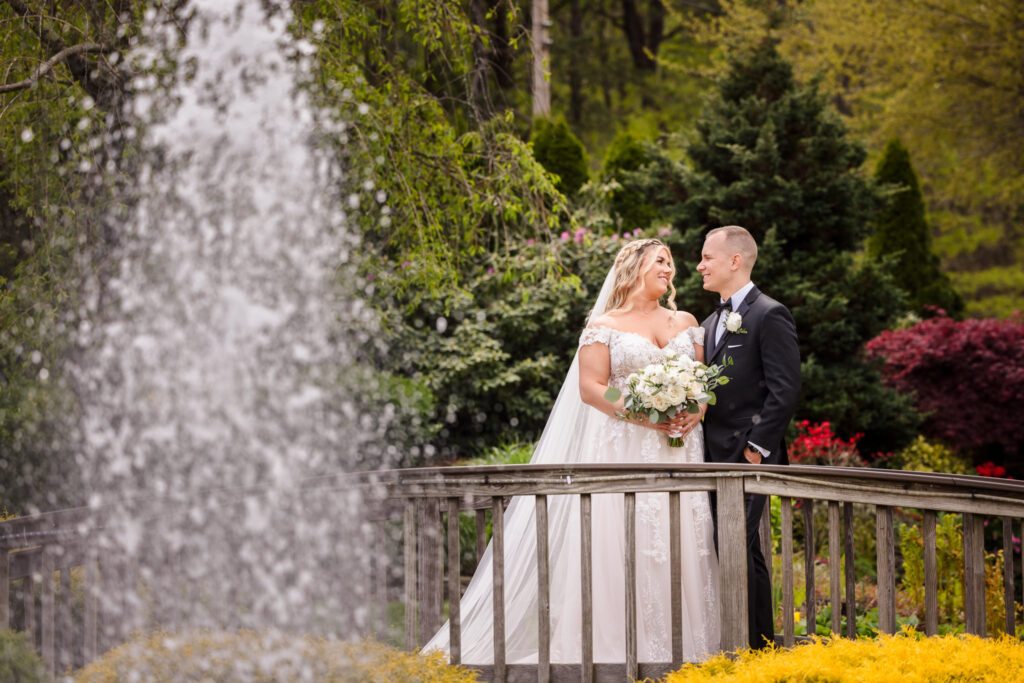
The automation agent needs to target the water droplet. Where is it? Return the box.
[20,128,34,143]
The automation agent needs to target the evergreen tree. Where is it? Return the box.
[868,139,964,318]
[676,39,919,455]
[602,132,660,231]
[530,118,589,197]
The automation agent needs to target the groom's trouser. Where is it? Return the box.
[711,492,774,650]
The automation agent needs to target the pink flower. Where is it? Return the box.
[573,227,587,244]
[487,267,495,275]
[400,261,412,269]
[610,234,620,240]
[526,238,535,245]
[632,228,643,236]
[560,231,570,242]
[658,226,672,236]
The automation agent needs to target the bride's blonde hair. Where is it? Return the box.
[605,238,676,313]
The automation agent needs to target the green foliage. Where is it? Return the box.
[300,3,569,299]
[890,436,973,475]
[868,139,964,317]
[0,629,48,683]
[461,439,534,466]
[674,40,919,454]
[713,0,1024,318]
[530,118,588,197]
[372,232,625,459]
[600,132,661,231]
[899,514,964,628]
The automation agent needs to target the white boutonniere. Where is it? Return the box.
[724,311,748,335]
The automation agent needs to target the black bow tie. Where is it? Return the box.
[715,300,732,313]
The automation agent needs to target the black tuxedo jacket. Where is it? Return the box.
[701,285,801,465]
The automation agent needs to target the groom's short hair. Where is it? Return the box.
[707,225,757,271]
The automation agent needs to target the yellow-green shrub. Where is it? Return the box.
[75,630,479,682]
[664,632,1024,681]
[897,436,972,474]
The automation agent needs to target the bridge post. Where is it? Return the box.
[716,476,748,652]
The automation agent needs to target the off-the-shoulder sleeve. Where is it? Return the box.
[688,326,705,346]
[578,326,613,348]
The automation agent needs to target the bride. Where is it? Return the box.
[424,238,721,664]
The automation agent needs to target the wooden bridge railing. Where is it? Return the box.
[373,463,1024,683]
[4,463,1024,681]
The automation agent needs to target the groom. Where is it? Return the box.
[697,225,801,650]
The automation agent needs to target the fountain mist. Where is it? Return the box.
[67,0,383,647]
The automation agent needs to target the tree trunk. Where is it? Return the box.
[532,0,551,118]
[567,0,584,125]
[620,0,658,71]
[469,0,493,120]
[490,2,515,90]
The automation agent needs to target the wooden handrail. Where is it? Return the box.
[3,463,1024,682]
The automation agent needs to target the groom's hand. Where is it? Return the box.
[743,446,762,464]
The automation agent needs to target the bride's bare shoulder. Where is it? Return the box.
[671,310,699,329]
[587,313,617,329]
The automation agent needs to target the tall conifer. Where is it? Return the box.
[677,39,918,454]
[868,139,964,317]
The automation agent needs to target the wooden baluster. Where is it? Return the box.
[23,560,36,648]
[802,499,815,635]
[875,506,896,634]
[843,502,856,639]
[828,502,841,635]
[669,491,683,664]
[375,520,388,641]
[717,478,748,651]
[535,495,551,683]
[923,511,938,636]
[59,563,73,675]
[403,501,416,650]
[447,498,462,665]
[41,546,55,676]
[580,494,593,683]
[0,543,8,630]
[84,545,98,663]
[491,497,506,683]
[624,493,637,682]
[418,499,442,645]
[963,513,986,635]
[1003,516,1015,636]
[781,497,794,646]
[0,544,8,630]
[475,509,487,565]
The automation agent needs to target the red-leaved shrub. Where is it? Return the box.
[865,313,1024,455]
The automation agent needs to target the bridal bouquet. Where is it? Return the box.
[604,352,731,447]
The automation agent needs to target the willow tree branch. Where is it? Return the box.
[0,42,109,94]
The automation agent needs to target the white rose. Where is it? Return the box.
[651,394,671,412]
[725,311,743,333]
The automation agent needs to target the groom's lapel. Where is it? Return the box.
[710,286,761,363]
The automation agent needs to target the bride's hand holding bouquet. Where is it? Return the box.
[604,350,731,447]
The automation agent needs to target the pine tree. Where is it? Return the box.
[677,39,919,455]
[868,139,964,318]
[601,132,660,231]
[530,118,589,197]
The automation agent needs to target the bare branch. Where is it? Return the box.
[0,42,109,94]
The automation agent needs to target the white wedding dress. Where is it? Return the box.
[423,271,720,665]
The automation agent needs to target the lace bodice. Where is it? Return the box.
[578,325,705,391]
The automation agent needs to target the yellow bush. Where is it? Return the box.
[897,436,972,474]
[75,630,479,682]
[663,631,1024,682]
